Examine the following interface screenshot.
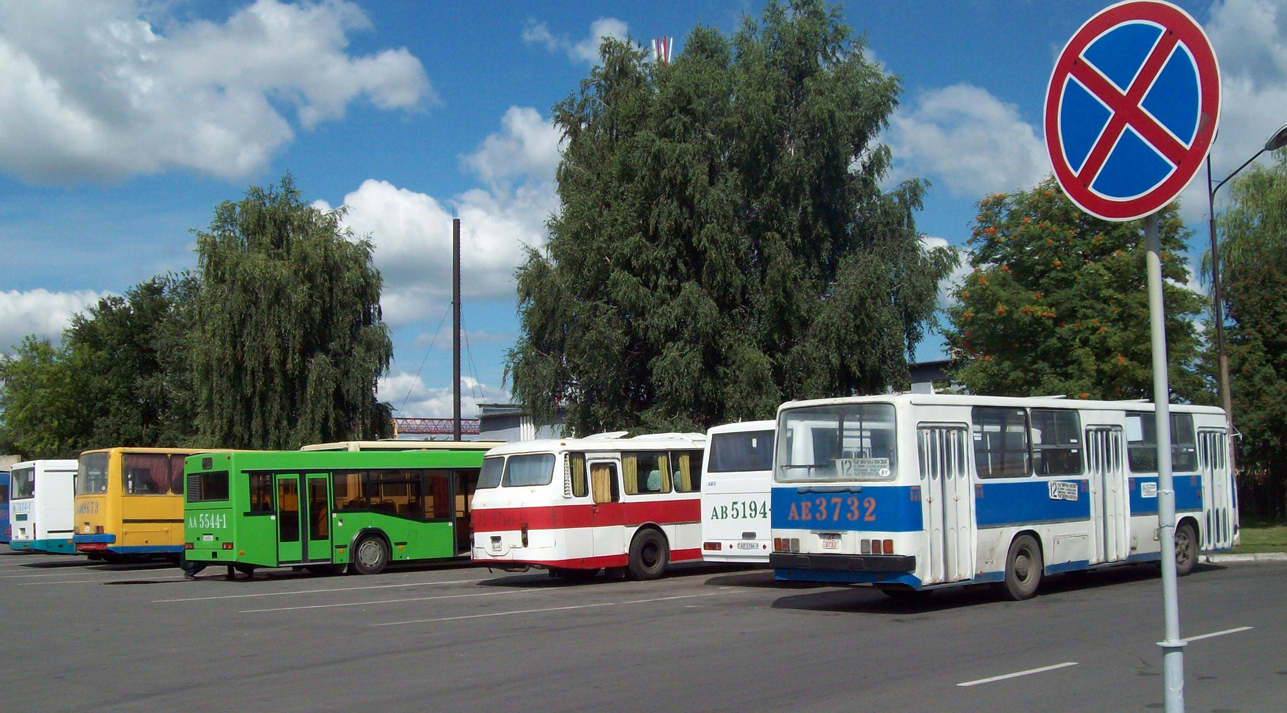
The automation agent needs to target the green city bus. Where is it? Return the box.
[183,444,500,577]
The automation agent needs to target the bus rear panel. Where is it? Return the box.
[701,421,775,564]
[8,460,78,554]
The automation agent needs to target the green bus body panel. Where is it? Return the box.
[183,448,490,569]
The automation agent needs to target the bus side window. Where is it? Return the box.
[972,406,1031,478]
[568,453,588,498]
[590,463,619,504]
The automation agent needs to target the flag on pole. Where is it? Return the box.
[652,36,672,65]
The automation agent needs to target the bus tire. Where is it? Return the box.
[1002,534,1043,601]
[627,529,669,581]
[1174,521,1198,577]
[352,535,389,575]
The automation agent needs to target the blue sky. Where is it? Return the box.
[2,0,1284,419]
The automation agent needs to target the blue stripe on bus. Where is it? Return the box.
[72,534,117,544]
[1128,474,1203,514]
[9,538,77,554]
[108,545,184,554]
[771,486,923,532]
[974,479,1091,527]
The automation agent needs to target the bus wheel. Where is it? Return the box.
[353,535,389,575]
[627,530,669,581]
[1174,522,1198,577]
[1002,534,1043,601]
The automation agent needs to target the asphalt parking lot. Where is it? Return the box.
[2,550,1283,713]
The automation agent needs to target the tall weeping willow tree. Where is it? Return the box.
[507,0,956,435]
[192,174,394,449]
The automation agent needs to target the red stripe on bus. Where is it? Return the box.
[472,499,701,532]
[473,548,702,570]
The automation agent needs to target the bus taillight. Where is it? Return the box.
[703,542,722,551]
[861,538,895,554]
[184,542,194,550]
[221,542,233,550]
[773,538,799,553]
[95,525,104,534]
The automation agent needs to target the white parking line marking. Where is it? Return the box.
[241,588,535,613]
[1186,626,1252,643]
[373,591,722,626]
[958,662,1078,687]
[154,578,481,603]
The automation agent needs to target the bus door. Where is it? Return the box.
[916,425,974,585]
[453,470,476,555]
[1086,427,1128,563]
[588,460,623,560]
[274,474,303,564]
[304,474,332,563]
[1197,430,1233,550]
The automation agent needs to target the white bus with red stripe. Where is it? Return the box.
[470,432,706,580]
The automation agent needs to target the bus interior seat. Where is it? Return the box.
[646,470,661,492]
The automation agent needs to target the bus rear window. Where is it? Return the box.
[503,454,556,487]
[11,468,35,499]
[187,471,230,502]
[77,453,109,495]
[709,430,775,473]
[477,457,504,489]
[776,403,897,482]
[124,453,172,495]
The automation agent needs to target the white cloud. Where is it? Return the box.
[1169,0,1287,221]
[922,236,973,308]
[523,17,629,63]
[888,84,1050,198]
[379,372,510,419]
[322,107,561,327]
[0,0,432,184]
[0,289,108,353]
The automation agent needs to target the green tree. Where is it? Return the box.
[192,174,394,449]
[507,0,956,435]
[0,337,91,458]
[66,274,200,448]
[1214,154,1287,521]
[0,275,199,458]
[944,177,1207,402]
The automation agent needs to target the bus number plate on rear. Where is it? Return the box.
[736,542,759,550]
[201,534,214,542]
[821,534,840,550]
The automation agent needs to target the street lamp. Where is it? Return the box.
[1205,123,1287,452]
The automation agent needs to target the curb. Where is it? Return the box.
[1206,552,1287,563]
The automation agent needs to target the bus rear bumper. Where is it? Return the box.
[10,538,77,554]
[770,553,915,573]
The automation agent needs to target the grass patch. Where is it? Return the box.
[1233,522,1287,554]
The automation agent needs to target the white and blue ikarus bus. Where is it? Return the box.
[0,469,10,545]
[700,420,775,564]
[769,394,1235,600]
[8,460,79,554]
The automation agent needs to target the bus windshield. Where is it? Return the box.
[77,453,110,495]
[776,403,897,483]
[477,456,504,489]
[11,467,35,499]
[709,430,774,473]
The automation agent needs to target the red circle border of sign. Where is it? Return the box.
[1044,0,1220,222]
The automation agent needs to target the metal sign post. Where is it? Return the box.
[1045,3,1222,711]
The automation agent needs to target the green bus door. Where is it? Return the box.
[275,474,302,564]
[275,473,333,565]
[305,474,332,563]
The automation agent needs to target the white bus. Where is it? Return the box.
[471,432,706,580]
[701,420,775,564]
[769,394,1235,600]
[8,459,78,554]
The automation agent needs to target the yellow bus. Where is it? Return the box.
[72,448,204,563]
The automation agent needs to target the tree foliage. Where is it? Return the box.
[944,177,1207,402]
[1214,154,1287,520]
[192,174,394,449]
[507,0,956,435]
[0,275,198,458]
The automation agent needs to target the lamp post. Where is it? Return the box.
[1205,123,1287,451]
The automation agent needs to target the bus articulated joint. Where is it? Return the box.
[770,552,915,573]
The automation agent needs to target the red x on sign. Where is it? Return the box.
[1045,1,1220,221]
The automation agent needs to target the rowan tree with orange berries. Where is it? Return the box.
[944,176,1208,402]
